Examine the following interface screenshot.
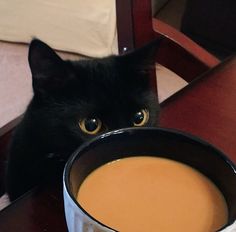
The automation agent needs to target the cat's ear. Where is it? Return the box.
[28,39,66,94]
[118,37,163,71]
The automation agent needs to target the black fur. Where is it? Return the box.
[6,39,160,200]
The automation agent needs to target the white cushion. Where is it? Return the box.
[0,0,118,57]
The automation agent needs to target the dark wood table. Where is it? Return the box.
[0,56,235,231]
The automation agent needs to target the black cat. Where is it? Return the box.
[6,39,160,201]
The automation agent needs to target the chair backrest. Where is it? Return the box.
[116,0,158,93]
[116,0,155,53]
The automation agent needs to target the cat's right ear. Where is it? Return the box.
[28,39,65,94]
[117,37,163,74]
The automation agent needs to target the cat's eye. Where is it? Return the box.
[133,109,149,127]
[79,118,102,135]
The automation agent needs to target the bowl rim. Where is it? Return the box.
[63,126,236,231]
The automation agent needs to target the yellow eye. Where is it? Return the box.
[79,118,102,135]
[133,109,149,127]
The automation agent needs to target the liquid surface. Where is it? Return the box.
[77,156,228,232]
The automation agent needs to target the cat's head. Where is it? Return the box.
[28,39,160,152]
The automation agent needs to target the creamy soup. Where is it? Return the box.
[77,156,228,232]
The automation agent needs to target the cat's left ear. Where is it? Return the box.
[28,39,64,77]
[28,39,67,94]
[118,37,163,71]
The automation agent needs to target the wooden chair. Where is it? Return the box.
[0,0,219,196]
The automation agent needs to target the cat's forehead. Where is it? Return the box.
[69,57,132,90]
[62,60,148,111]
[70,56,147,88]
[59,56,150,108]
[72,56,117,75]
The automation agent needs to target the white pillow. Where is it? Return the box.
[0,0,118,57]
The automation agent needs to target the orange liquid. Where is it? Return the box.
[77,156,228,232]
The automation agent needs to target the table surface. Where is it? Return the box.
[0,56,236,231]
